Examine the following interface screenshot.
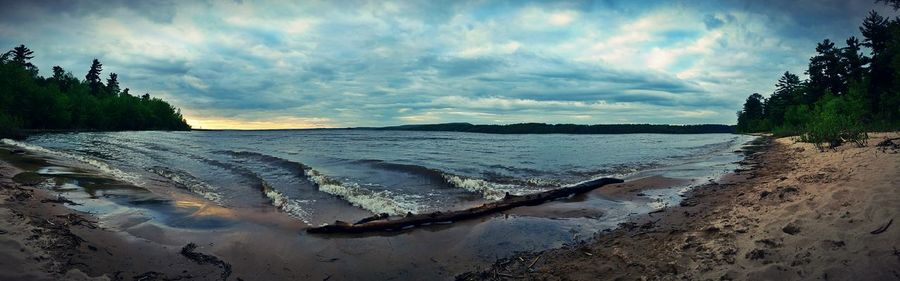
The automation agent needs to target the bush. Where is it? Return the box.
[797,93,868,150]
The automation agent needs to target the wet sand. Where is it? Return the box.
[461,133,900,280]
[0,134,772,280]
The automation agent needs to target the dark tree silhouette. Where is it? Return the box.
[861,11,889,56]
[736,93,766,132]
[764,72,803,127]
[85,59,103,96]
[7,45,37,75]
[806,39,846,101]
[106,73,120,96]
[876,0,900,10]
[0,45,190,136]
[52,66,65,80]
[842,36,867,82]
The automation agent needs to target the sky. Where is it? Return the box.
[1,0,895,129]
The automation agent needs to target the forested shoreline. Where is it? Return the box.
[368,123,735,134]
[736,7,899,147]
[0,45,190,138]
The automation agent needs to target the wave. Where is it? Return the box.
[358,159,540,201]
[305,168,422,215]
[220,151,423,216]
[2,139,144,186]
[259,180,312,224]
[216,150,309,172]
[360,160,452,185]
[147,166,222,204]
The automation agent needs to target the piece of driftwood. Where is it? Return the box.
[870,219,893,234]
[307,177,624,234]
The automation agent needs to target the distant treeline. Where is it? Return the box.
[369,123,735,134]
[736,6,899,147]
[0,44,190,137]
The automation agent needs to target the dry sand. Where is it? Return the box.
[461,133,900,280]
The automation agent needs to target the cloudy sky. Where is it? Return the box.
[1,0,894,129]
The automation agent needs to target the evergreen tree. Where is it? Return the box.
[106,73,120,96]
[52,66,65,80]
[842,36,867,82]
[0,45,190,135]
[7,44,37,76]
[85,59,103,96]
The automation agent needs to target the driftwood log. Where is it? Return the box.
[307,177,624,234]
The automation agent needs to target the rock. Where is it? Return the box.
[782,223,801,235]
[746,249,768,260]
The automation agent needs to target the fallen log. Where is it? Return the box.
[307,177,624,234]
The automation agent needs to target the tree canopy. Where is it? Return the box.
[736,6,899,148]
[0,45,191,137]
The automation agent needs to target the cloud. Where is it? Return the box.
[1,0,892,128]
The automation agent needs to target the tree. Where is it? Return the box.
[860,11,889,57]
[106,72,120,96]
[806,39,846,101]
[7,45,37,76]
[876,0,900,11]
[842,36,867,82]
[52,66,65,80]
[85,59,103,96]
[0,44,191,136]
[765,72,803,127]
[737,93,766,132]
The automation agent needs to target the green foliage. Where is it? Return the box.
[797,94,868,150]
[736,7,900,150]
[0,45,190,137]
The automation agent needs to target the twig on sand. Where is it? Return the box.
[497,272,524,279]
[528,255,542,268]
[871,219,893,235]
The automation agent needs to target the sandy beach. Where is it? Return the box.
[461,133,900,280]
[1,133,897,280]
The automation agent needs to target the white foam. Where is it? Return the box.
[260,181,312,225]
[442,174,533,201]
[2,139,144,187]
[305,169,421,215]
[147,166,222,204]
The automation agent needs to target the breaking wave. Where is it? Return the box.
[222,151,424,216]
[148,166,222,204]
[259,180,312,224]
[2,138,144,186]
[360,159,544,201]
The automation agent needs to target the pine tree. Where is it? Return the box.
[7,45,37,76]
[85,59,103,96]
[106,73,120,96]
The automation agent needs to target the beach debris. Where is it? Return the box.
[354,212,390,224]
[876,137,899,148]
[40,194,81,206]
[745,249,769,261]
[870,218,893,235]
[307,178,624,234]
[782,223,801,235]
[528,255,542,268]
[180,243,232,281]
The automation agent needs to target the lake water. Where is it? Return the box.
[8,130,753,226]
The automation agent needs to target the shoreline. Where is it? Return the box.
[459,133,900,280]
[0,160,228,280]
[3,133,894,280]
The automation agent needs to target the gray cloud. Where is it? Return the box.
[0,0,893,128]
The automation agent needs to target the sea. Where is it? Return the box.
[1,130,760,279]
[5,130,754,226]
